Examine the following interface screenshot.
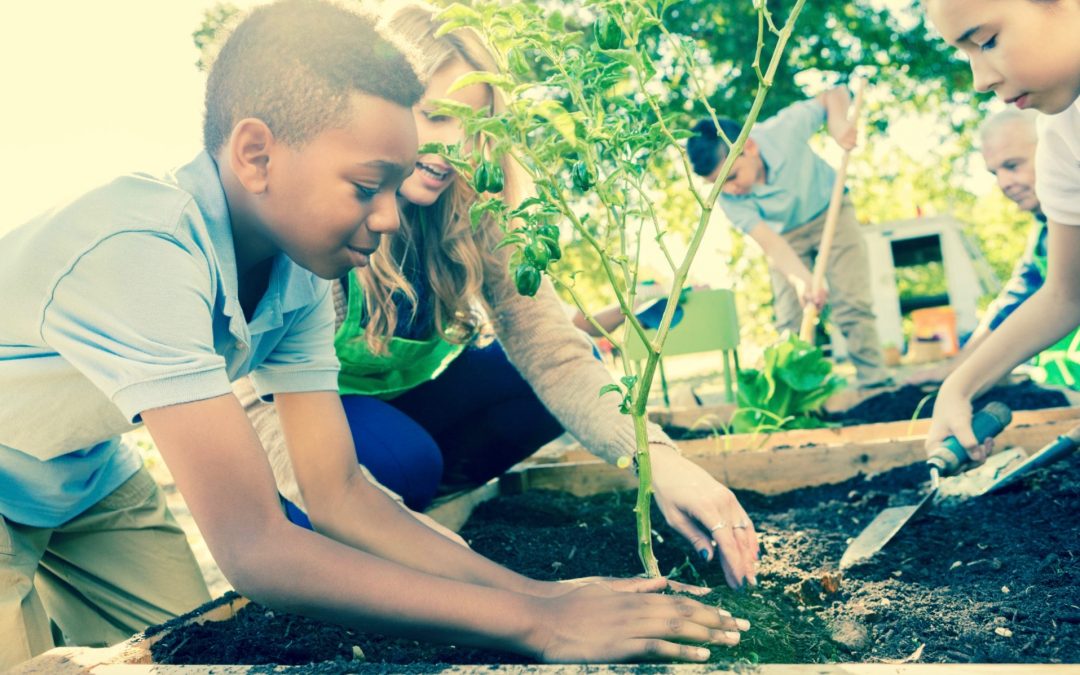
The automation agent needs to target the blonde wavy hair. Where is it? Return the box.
[356,2,518,354]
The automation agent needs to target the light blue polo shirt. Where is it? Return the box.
[0,152,340,527]
[719,98,838,235]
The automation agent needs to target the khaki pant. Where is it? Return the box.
[0,466,210,670]
[769,197,889,386]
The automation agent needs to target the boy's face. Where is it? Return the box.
[400,58,492,208]
[258,94,418,279]
[928,0,1080,114]
[981,125,1039,212]
[711,141,765,196]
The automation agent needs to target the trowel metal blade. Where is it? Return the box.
[839,491,933,570]
[933,448,1029,501]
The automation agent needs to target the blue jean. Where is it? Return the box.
[284,341,564,527]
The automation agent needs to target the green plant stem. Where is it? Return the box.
[632,410,661,577]
[626,0,807,577]
[634,0,809,419]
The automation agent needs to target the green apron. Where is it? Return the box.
[1030,240,1080,389]
[335,273,464,399]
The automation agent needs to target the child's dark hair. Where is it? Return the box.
[203,0,424,153]
[687,118,742,177]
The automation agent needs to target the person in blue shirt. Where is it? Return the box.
[687,88,890,388]
[0,1,745,669]
[907,109,1080,388]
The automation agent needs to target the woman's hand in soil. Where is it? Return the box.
[649,445,759,589]
[526,583,748,663]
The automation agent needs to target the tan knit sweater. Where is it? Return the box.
[237,247,676,511]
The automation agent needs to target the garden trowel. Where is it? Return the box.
[839,402,1013,569]
[935,421,1080,500]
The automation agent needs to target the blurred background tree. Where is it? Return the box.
[193,0,1034,355]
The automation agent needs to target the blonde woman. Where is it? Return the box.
[244,2,759,590]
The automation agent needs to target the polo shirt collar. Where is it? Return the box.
[173,152,245,326]
[751,131,786,187]
[173,151,322,335]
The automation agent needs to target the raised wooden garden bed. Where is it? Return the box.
[13,404,1078,673]
[515,405,1080,499]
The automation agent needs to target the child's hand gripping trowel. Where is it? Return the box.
[839,402,1013,569]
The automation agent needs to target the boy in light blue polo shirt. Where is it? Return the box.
[0,1,744,669]
[0,0,420,665]
[687,88,889,387]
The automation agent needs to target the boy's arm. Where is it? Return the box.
[931,219,1080,454]
[818,87,857,151]
[272,389,547,593]
[746,222,827,309]
[142,393,741,662]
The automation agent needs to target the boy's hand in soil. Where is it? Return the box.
[649,445,759,589]
[550,575,711,597]
[527,583,748,663]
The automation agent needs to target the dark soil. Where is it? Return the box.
[663,381,1070,440]
[152,455,1079,670]
[834,380,1070,426]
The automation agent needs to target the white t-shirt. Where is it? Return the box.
[1036,100,1080,226]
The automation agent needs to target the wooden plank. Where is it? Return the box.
[648,403,738,430]
[425,479,501,532]
[535,406,1080,464]
[510,417,1080,497]
[677,411,1080,458]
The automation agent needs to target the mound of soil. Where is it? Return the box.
[152,456,1079,669]
[662,381,1070,440]
[834,381,1070,426]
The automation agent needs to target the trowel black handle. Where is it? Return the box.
[927,402,1013,475]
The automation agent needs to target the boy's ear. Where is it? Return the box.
[227,118,275,195]
[743,138,759,157]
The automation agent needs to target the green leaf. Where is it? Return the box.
[416,142,473,174]
[530,100,580,148]
[493,233,525,251]
[599,383,622,398]
[448,70,516,94]
[434,4,482,35]
[429,98,477,119]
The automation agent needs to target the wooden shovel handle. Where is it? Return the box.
[799,79,867,343]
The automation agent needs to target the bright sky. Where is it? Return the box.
[1,1,992,239]
[1,1,266,233]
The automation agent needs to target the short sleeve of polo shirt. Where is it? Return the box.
[767,98,826,144]
[40,230,231,423]
[249,281,339,399]
[1036,104,1080,226]
[719,198,765,234]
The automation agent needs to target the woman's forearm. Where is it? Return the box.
[944,285,1080,400]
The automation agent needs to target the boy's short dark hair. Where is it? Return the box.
[203,0,424,153]
[687,118,742,177]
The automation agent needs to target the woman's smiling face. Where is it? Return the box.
[398,58,493,207]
